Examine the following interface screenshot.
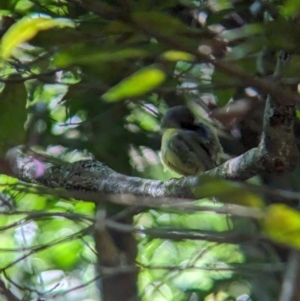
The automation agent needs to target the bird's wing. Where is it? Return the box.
[193,123,213,155]
[178,130,215,170]
[194,122,223,164]
[162,129,214,175]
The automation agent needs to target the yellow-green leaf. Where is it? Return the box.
[54,47,147,67]
[49,240,83,268]
[193,178,265,208]
[263,203,300,249]
[103,66,166,102]
[161,50,195,62]
[280,0,300,17]
[1,15,74,59]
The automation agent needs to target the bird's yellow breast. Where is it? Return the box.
[160,105,222,176]
[161,128,207,176]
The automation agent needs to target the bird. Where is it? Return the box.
[160,105,223,176]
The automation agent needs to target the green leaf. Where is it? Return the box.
[193,178,265,208]
[211,69,237,106]
[1,15,74,59]
[0,74,27,155]
[54,47,148,67]
[49,240,83,269]
[103,66,166,102]
[281,55,300,77]
[132,11,191,36]
[131,11,198,48]
[161,50,195,62]
[263,20,298,51]
[280,0,300,17]
[102,21,133,34]
[16,193,46,210]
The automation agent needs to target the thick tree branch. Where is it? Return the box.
[10,128,297,198]
[9,98,293,189]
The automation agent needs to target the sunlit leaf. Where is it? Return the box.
[0,174,18,186]
[74,202,95,215]
[16,193,47,210]
[263,204,300,249]
[103,66,166,102]
[161,50,195,62]
[49,240,83,269]
[0,233,15,265]
[1,15,74,59]
[193,178,265,208]
[280,0,300,17]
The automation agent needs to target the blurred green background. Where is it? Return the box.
[1,0,300,300]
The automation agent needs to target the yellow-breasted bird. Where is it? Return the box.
[160,105,223,176]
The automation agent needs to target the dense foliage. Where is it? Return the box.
[1,0,300,300]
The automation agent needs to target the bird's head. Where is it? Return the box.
[160,106,195,130]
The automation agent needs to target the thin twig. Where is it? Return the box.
[279,250,300,301]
